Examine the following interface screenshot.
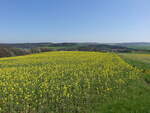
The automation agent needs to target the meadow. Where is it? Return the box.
[0,51,149,113]
[120,53,150,87]
[127,45,150,50]
[119,53,150,113]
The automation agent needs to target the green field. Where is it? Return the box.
[0,51,150,113]
[120,53,150,86]
[119,53,150,112]
[127,46,150,50]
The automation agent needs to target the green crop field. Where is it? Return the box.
[127,45,150,50]
[0,51,149,113]
[119,53,150,113]
[120,53,150,86]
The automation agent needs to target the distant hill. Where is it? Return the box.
[0,45,30,58]
[0,42,132,51]
[112,42,150,50]
[0,42,150,58]
[0,42,133,58]
[0,43,54,49]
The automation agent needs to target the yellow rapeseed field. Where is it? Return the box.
[0,51,140,113]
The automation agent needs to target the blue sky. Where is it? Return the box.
[0,0,150,43]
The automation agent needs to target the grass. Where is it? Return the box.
[127,45,150,50]
[119,53,150,83]
[114,53,150,113]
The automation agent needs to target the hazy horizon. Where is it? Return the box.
[0,42,150,44]
[0,0,150,43]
